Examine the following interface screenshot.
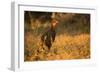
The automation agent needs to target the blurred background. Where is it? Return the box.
[24,11,90,61]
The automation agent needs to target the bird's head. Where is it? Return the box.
[51,19,59,28]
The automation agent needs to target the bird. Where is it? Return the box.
[41,19,58,52]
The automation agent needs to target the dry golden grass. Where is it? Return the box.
[24,32,90,61]
[24,12,90,61]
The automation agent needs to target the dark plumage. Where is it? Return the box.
[41,28,56,50]
[41,19,58,51]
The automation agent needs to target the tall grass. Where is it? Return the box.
[24,32,90,61]
[24,12,90,61]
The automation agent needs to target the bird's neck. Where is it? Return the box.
[50,26,55,30]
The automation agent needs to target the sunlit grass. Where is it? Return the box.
[24,12,90,61]
[24,33,90,61]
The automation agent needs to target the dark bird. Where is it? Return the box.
[41,19,58,51]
